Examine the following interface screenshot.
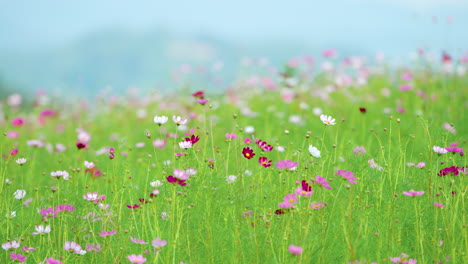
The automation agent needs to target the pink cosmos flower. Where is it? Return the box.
[288,244,303,255]
[295,180,313,196]
[64,241,85,254]
[314,175,331,189]
[196,98,210,105]
[153,139,167,149]
[225,133,237,139]
[130,237,148,244]
[99,230,117,237]
[2,240,20,250]
[352,146,366,156]
[152,237,167,253]
[6,131,19,138]
[434,203,445,208]
[275,160,298,170]
[402,190,425,196]
[244,138,252,144]
[310,201,327,210]
[11,117,24,126]
[86,243,102,253]
[44,257,62,264]
[399,84,413,91]
[128,254,147,263]
[416,161,425,168]
[256,139,273,151]
[336,169,357,184]
[10,252,26,262]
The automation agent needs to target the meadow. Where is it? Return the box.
[1,52,467,264]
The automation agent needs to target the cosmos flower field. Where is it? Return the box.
[1,52,467,263]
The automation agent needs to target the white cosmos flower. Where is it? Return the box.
[172,115,187,125]
[244,126,255,134]
[226,175,237,184]
[16,158,27,165]
[320,114,336,125]
[150,180,163,187]
[308,145,321,158]
[433,146,448,155]
[84,161,95,169]
[179,141,192,149]
[13,189,26,200]
[154,115,168,125]
[32,225,51,235]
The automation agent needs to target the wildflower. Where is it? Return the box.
[23,198,33,206]
[27,139,44,147]
[10,148,19,156]
[154,115,168,126]
[196,98,210,105]
[225,133,237,139]
[310,201,327,210]
[173,169,189,180]
[308,145,321,158]
[166,176,187,187]
[433,146,448,155]
[98,230,117,237]
[443,122,456,134]
[150,180,163,187]
[83,192,103,202]
[399,84,413,91]
[161,211,169,220]
[336,169,357,184]
[314,175,331,189]
[434,203,445,208]
[192,90,204,98]
[276,146,286,152]
[244,126,255,134]
[288,245,303,255]
[172,115,188,126]
[226,175,237,183]
[179,141,192,149]
[244,138,252,144]
[130,237,148,244]
[10,252,26,262]
[185,135,200,145]
[359,107,367,113]
[255,139,273,151]
[402,190,425,196]
[258,157,272,167]
[86,243,102,253]
[275,160,298,170]
[320,114,336,125]
[352,146,366,156]
[127,204,140,209]
[11,117,24,127]
[437,166,466,177]
[50,170,70,180]
[152,238,167,253]
[153,139,167,149]
[389,253,417,264]
[32,225,51,235]
[42,257,63,264]
[185,168,197,175]
[20,246,36,252]
[84,161,95,169]
[416,161,425,168]
[368,159,383,170]
[242,211,253,218]
[64,241,85,254]
[13,189,26,200]
[295,180,313,196]
[16,158,27,165]
[2,240,20,250]
[128,254,147,263]
[242,147,255,159]
[445,146,464,154]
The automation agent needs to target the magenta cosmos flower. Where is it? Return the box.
[255,139,273,151]
[278,193,298,208]
[258,157,272,167]
[314,175,331,189]
[402,190,425,196]
[288,245,303,255]
[275,160,298,170]
[242,147,255,159]
[438,166,466,177]
[295,180,313,196]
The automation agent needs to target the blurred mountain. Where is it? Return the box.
[0,29,365,98]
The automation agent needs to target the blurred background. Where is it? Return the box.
[0,0,467,98]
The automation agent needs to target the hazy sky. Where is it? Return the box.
[1,0,467,54]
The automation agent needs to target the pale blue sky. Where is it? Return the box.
[1,0,467,54]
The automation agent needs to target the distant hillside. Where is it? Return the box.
[0,29,367,98]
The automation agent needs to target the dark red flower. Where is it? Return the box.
[126,204,140,209]
[359,107,367,113]
[242,147,255,159]
[166,175,187,186]
[442,51,452,64]
[185,135,200,145]
[76,141,87,149]
[192,91,205,99]
[301,180,312,192]
[138,198,148,204]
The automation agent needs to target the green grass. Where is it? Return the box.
[0,60,467,263]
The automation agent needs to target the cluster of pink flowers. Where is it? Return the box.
[38,204,76,219]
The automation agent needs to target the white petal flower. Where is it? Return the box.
[16,158,27,165]
[179,141,192,149]
[433,146,448,155]
[154,115,168,125]
[150,180,163,187]
[172,115,187,125]
[320,114,336,125]
[308,145,321,158]
[244,126,255,134]
[84,161,95,169]
[226,175,237,183]
[13,189,26,200]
